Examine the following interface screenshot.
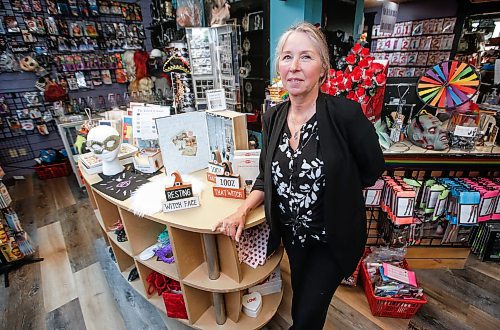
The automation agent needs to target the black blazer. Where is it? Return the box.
[252,93,385,277]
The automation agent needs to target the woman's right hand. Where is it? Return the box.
[212,210,246,242]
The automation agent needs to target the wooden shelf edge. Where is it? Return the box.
[192,290,283,330]
[107,231,134,257]
[135,257,180,281]
[182,247,284,293]
[94,209,107,231]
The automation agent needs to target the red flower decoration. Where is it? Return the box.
[352,43,363,54]
[375,73,386,86]
[358,58,369,69]
[362,78,372,88]
[345,79,353,90]
[338,82,346,92]
[355,87,366,98]
[360,47,370,58]
[347,90,355,100]
[372,62,384,74]
[346,54,357,65]
[329,86,339,95]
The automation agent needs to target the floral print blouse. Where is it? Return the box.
[271,114,327,245]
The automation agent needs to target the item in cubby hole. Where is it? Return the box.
[242,292,262,318]
[236,222,270,269]
[407,112,449,150]
[139,243,160,261]
[10,0,23,12]
[21,30,37,43]
[153,228,174,262]
[127,267,139,282]
[0,237,25,262]
[108,246,116,263]
[249,266,282,295]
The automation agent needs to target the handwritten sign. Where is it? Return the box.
[380,1,399,34]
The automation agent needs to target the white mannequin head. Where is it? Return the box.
[87,125,124,176]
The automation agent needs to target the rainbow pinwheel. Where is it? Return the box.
[417,61,480,108]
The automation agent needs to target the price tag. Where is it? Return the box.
[453,125,477,137]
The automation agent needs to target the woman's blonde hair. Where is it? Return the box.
[274,22,330,85]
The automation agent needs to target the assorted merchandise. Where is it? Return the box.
[470,222,500,262]
[364,176,499,248]
[361,247,426,318]
[146,271,187,319]
[371,17,457,78]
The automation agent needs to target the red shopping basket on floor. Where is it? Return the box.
[360,257,427,318]
[34,160,72,180]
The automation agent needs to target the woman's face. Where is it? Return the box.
[278,31,323,98]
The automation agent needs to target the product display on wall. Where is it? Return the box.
[371,17,457,78]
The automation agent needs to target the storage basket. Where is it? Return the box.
[34,160,72,180]
[360,256,427,318]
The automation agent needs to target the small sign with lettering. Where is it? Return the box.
[162,196,200,212]
[207,162,225,182]
[213,186,245,200]
[215,175,240,189]
[165,186,194,202]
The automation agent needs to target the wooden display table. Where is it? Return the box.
[81,166,283,329]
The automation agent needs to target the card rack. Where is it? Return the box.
[370,17,458,78]
[186,25,241,112]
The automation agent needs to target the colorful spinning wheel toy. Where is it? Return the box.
[417,60,480,109]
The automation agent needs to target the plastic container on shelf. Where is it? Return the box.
[360,258,427,319]
[447,110,480,150]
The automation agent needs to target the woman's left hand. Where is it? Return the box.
[212,210,246,242]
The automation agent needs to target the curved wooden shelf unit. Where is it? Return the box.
[81,164,282,329]
[182,247,283,292]
[192,290,283,330]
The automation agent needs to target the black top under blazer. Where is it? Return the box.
[252,92,385,278]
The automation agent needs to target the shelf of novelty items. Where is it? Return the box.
[80,166,283,329]
[370,17,457,78]
[382,140,500,170]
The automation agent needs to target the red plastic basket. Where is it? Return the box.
[34,160,72,180]
[360,257,427,318]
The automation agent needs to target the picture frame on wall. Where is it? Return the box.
[248,11,264,31]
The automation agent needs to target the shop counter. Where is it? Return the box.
[81,165,283,329]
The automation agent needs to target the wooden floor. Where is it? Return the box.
[0,175,499,330]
